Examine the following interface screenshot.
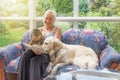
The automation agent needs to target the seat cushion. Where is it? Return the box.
[62,28,108,56]
[6,56,21,73]
[100,45,120,71]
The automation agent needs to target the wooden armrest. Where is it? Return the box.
[115,64,120,71]
[0,58,6,80]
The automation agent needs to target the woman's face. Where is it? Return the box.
[44,14,55,27]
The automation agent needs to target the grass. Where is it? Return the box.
[0,27,27,47]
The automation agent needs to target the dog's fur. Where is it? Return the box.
[42,36,98,75]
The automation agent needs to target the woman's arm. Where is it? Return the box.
[54,27,62,40]
[29,38,35,45]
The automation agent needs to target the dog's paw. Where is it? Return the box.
[46,63,53,73]
[50,70,56,76]
[46,66,52,73]
[50,67,58,76]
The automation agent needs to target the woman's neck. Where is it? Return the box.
[44,25,54,30]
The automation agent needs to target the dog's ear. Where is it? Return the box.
[53,41,59,51]
[53,40,62,51]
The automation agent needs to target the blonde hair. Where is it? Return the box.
[43,10,56,25]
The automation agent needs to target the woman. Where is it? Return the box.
[17,10,62,80]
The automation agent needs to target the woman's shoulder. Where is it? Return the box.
[55,26,61,31]
[54,26,62,40]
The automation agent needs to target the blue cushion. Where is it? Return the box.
[62,28,108,56]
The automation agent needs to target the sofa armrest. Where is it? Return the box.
[21,31,32,50]
[100,45,120,71]
[0,43,24,68]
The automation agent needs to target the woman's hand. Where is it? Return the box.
[29,44,46,55]
[29,38,35,45]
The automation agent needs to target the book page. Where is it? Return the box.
[24,43,46,54]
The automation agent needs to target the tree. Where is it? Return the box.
[52,0,73,16]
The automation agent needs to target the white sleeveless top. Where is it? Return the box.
[42,27,56,39]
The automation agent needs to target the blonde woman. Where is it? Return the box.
[17,10,62,80]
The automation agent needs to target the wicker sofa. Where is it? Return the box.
[0,28,120,80]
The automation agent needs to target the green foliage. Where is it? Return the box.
[0,27,27,47]
[5,21,29,29]
[98,22,120,53]
[36,0,55,16]
[90,0,112,13]
[78,22,86,29]
[52,0,73,16]
[114,0,120,16]
[0,21,28,47]
[99,6,111,16]
[0,22,8,34]
[79,0,89,14]
[36,0,73,16]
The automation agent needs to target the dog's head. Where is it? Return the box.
[42,36,63,55]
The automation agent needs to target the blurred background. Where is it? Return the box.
[0,0,120,53]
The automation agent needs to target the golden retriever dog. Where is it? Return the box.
[42,36,98,76]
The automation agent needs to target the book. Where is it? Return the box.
[24,43,47,54]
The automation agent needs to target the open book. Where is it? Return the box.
[24,43,47,54]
